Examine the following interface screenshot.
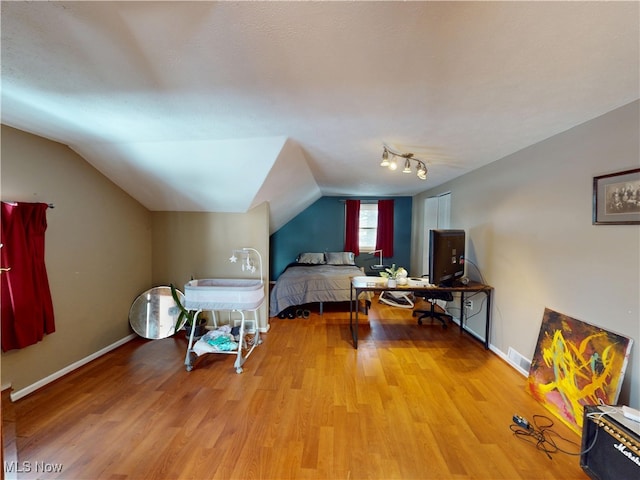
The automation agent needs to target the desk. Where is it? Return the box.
[349,280,492,349]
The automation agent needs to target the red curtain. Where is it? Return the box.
[344,199,360,256]
[375,199,394,257]
[1,202,55,352]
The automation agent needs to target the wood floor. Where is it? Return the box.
[3,297,589,479]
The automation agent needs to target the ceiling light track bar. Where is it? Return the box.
[380,145,428,180]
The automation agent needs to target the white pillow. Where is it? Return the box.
[297,252,326,264]
[325,252,355,265]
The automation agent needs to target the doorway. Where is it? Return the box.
[421,192,451,276]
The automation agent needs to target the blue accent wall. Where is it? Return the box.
[269,196,412,280]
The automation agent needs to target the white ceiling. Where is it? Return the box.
[2,1,638,232]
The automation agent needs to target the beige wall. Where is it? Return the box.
[1,126,272,395]
[411,101,640,407]
[1,126,152,393]
[150,204,271,331]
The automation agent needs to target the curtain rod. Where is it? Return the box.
[2,201,54,208]
[338,199,378,204]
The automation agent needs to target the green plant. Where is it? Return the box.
[170,283,197,332]
[379,264,406,279]
[170,284,209,340]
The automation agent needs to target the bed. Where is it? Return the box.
[269,252,367,317]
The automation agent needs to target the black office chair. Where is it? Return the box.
[412,290,453,328]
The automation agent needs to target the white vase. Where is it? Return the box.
[387,278,397,288]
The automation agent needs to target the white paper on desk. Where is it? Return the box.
[352,276,387,288]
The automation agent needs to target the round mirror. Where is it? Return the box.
[129,286,186,339]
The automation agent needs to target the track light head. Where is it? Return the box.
[416,162,428,180]
[380,147,390,167]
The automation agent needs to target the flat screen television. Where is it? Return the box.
[428,229,466,287]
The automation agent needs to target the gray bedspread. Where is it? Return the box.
[269,264,364,316]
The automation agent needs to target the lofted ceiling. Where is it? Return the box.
[2,1,638,233]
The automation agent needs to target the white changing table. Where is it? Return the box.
[183,278,264,373]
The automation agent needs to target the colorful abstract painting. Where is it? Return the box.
[526,308,633,434]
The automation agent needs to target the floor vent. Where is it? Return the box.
[507,347,532,376]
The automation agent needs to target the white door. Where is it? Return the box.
[421,192,451,277]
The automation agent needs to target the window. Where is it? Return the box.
[358,203,378,252]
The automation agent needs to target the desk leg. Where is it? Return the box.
[459,291,465,335]
[484,290,491,350]
[354,289,359,348]
[349,285,358,349]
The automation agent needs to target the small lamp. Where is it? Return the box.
[369,249,384,268]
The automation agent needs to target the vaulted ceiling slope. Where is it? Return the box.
[1,2,638,233]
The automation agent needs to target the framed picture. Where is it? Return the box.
[592,167,640,225]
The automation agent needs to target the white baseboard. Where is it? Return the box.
[9,334,137,402]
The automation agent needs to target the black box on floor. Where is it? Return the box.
[580,405,640,480]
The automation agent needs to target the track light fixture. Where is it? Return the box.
[380,146,428,180]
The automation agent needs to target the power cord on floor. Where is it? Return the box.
[510,414,590,460]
